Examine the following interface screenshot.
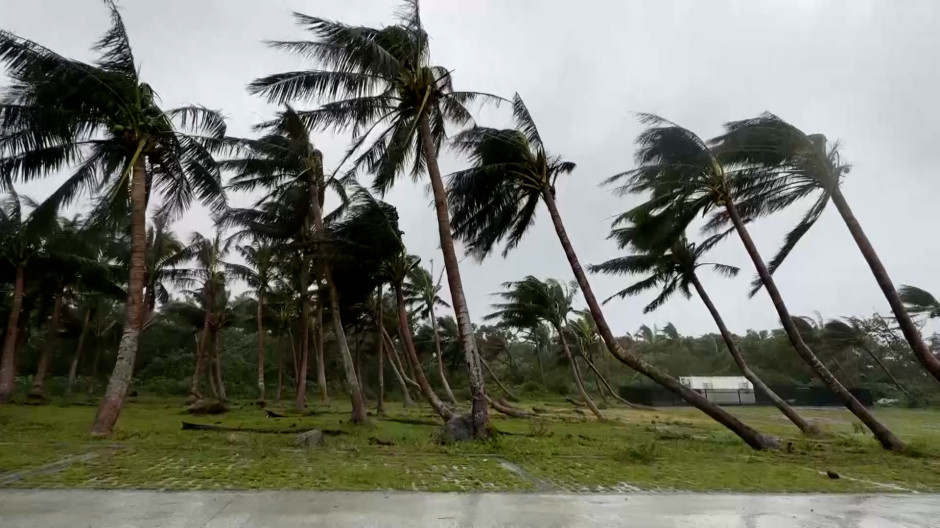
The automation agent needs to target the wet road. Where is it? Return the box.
[0,490,935,527]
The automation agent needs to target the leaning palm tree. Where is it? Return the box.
[823,317,916,402]
[899,285,940,320]
[591,214,817,434]
[248,0,499,436]
[710,113,940,383]
[607,115,903,451]
[226,240,276,401]
[0,1,226,434]
[487,276,604,420]
[404,262,457,404]
[447,95,776,449]
[221,108,364,420]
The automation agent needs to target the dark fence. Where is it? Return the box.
[619,385,874,407]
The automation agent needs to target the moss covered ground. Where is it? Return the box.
[1,397,938,492]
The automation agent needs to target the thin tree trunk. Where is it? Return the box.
[256,291,265,401]
[92,149,148,435]
[288,328,298,383]
[315,302,328,405]
[189,290,213,402]
[326,269,367,423]
[725,200,904,450]
[690,273,818,435]
[557,326,604,420]
[859,347,914,402]
[829,187,940,382]
[419,113,488,437]
[206,336,219,400]
[0,264,25,403]
[295,266,310,411]
[29,286,64,400]
[575,340,607,404]
[276,337,284,402]
[354,329,367,404]
[395,286,454,421]
[376,287,385,415]
[539,186,778,450]
[578,350,645,409]
[534,340,546,386]
[66,309,92,398]
[429,302,458,404]
[214,327,226,402]
[383,327,416,405]
[480,358,519,402]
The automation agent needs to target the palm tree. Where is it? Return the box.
[248,0,500,436]
[227,240,276,401]
[590,215,817,434]
[899,285,940,320]
[382,251,454,421]
[404,262,457,404]
[221,109,364,420]
[710,113,940,383]
[142,211,186,330]
[0,191,59,402]
[487,276,604,420]
[607,115,904,451]
[823,317,916,402]
[446,96,776,449]
[0,1,226,434]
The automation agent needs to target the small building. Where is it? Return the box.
[679,376,755,405]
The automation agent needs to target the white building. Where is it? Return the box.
[680,376,755,405]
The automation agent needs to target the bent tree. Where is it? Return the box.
[0,2,225,433]
[446,95,776,449]
[607,114,903,451]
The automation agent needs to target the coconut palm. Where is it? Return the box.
[221,108,364,419]
[899,285,940,320]
[447,96,775,449]
[709,113,940,383]
[590,214,817,434]
[487,276,604,420]
[0,191,60,402]
[0,1,226,433]
[382,251,454,421]
[607,114,903,451]
[404,262,457,404]
[226,240,276,401]
[248,0,500,436]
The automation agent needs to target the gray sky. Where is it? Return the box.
[4,0,939,337]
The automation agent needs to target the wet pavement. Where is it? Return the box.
[0,490,936,527]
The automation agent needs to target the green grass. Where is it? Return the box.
[1,398,938,492]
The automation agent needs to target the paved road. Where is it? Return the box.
[0,490,936,527]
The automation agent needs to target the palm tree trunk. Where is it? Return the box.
[214,326,226,402]
[539,186,778,450]
[276,338,284,402]
[829,186,940,381]
[190,290,213,402]
[206,336,219,400]
[376,287,385,415]
[0,263,25,403]
[419,113,488,437]
[690,273,817,435]
[66,309,92,398]
[725,200,904,450]
[556,325,604,420]
[429,302,458,404]
[295,265,310,411]
[29,286,64,400]
[315,302,328,405]
[382,328,414,407]
[325,269,367,423]
[92,149,148,435]
[354,330,366,403]
[288,328,298,384]
[578,350,644,409]
[256,291,265,401]
[480,357,519,402]
[395,286,454,421]
[575,340,607,404]
[534,340,546,385]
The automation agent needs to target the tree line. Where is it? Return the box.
[1,0,937,452]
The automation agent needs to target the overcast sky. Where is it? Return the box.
[3,0,939,337]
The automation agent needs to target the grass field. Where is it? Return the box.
[1,398,938,492]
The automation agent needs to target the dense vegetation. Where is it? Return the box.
[1,0,937,458]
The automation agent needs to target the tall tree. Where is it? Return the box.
[0,1,226,433]
[709,113,940,383]
[607,114,903,451]
[404,262,457,404]
[142,211,186,329]
[248,0,500,436]
[446,95,776,449]
[590,215,817,434]
[487,276,604,420]
[227,240,276,401]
